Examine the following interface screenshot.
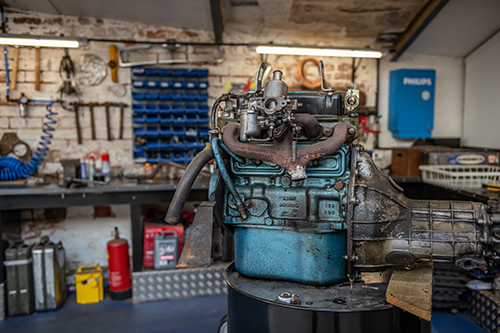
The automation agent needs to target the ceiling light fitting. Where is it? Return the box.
[0,34,87,48]
[251,44,383,59]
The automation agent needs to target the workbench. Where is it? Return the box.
[0,178,209,282]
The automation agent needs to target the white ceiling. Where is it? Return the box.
[4,0,215,31]
[406,0,500,57]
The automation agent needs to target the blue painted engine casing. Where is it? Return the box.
[220,145,350,285]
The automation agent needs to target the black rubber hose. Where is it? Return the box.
[165,148,214,224]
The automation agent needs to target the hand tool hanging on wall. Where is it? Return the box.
[104,102,112,141]
[35,47,41,91]
[73,103,82,145]
[57,48,80,99]
[118,104,125,140]
[68,102,128,143]
[89,103,97,140]
[11,46,19,90]
[109,45,119,83]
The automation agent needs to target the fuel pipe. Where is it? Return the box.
[211,138,248,219]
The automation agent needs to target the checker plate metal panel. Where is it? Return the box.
[0,283,5,321]
[465,290,500,333]
[132,265,227,303]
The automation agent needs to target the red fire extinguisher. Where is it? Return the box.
[107,227,132,300]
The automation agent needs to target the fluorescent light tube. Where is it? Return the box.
[255,46,383,59]
[0,34,87,48]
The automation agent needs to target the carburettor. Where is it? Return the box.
[166,62,500,288]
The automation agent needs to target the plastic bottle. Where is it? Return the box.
[88,156,96,181]
[101,154,111,182]
[80,161,87,180]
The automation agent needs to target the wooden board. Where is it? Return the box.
[386,262,433,321]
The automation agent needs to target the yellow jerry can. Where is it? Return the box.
[75,264,104,304]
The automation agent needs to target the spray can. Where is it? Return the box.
[88,156,96,181]
[80,161,87,180]
[101,154,111,182]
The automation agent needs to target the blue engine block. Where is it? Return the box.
[218,145,350,285]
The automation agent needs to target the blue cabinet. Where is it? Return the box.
[388,69,436,139]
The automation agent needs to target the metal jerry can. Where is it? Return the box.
[32,236,67,311]
[154,231,179,269]
[4,242,35,316]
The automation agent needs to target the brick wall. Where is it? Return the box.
[0,8,377,268]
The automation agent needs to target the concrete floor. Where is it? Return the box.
[0,293,488,333]
[0,293,227,333]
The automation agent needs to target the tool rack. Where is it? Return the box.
[131,67,210,164]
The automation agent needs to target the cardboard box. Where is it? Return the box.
[425,150,500,165]
[392,146,450,177]
[143,223,184,268]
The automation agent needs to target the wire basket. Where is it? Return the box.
[419,165,500,190]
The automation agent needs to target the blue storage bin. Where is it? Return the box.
[158,69,172,77]
[146,116,160,124]
[185,128,198,138]
[133,115,146,124]
[184,69,197,77]
[171,69,184,77]
[133,127,147,137]
[158,81,170,89]
[195,69,209,77]
[146,140,160,150]
[159,92,173,101]
[159,127,173,137]
[171,81,184,89]
[132,80,145,88]
[186,116,198,125]
[172,141,186,150]
[160,140,171,150]
[144,68,158,76]
[199,128,209,138]
[197,104,209,115]
[184,81,197,90]
[145,92,159,101]
[197,116,209,125]
[158,153,172,162]
[132,92,145,101]
[184,93,197,102]
[132,104,146,113]
[196,93,209,102]
[198,142,207,150]
[184,105,198,115]
[171,105,184,116]
[186,140,199,150]
[134,150,147,159]
[172,92,185,101]
[197,81,209,89]
[173,116,186,125]
[145,128,159,138]
[172,127,186,136]
[158,104,171,115]
[160,116,174,125]
[132,67,145,76]
[146,157,158,164]
[173,152,188,162]
[145,104,158,115]
[146,80,158,88]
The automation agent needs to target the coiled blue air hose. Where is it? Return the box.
[0,101,58,181]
